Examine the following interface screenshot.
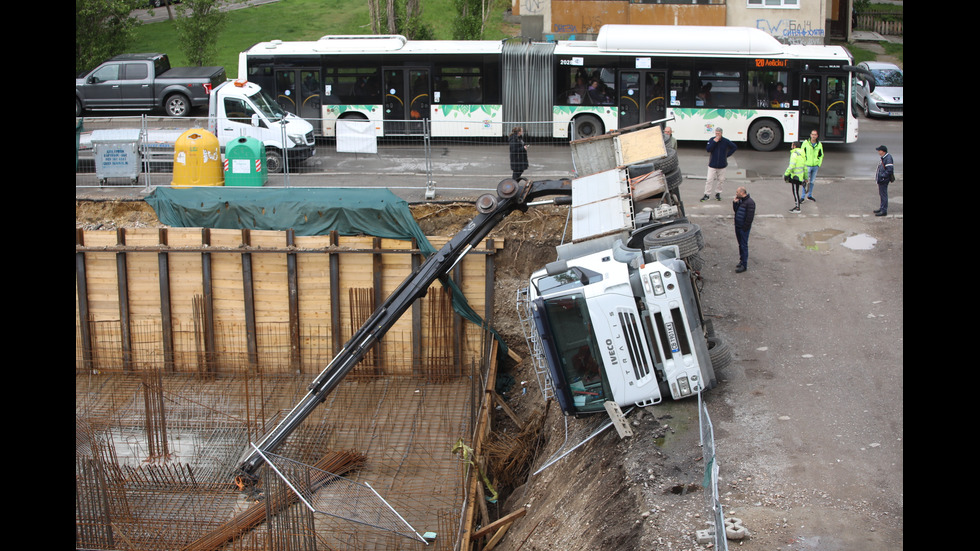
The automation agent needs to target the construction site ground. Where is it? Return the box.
[76,182,903,550]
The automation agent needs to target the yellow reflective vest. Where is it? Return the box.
[785,148,806,180]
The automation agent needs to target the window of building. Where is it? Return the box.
[747,0,799,7]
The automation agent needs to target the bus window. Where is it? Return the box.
[434,66,483,104]
[749,70,793,109]
[697,70,743,108]
[556,65,616,106]
[324,68,381,105]
[669,70,694,107]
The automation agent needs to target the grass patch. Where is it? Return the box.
[131,0,514,77]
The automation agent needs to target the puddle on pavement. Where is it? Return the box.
[801,229,877,251]
[842,233,877,250]
[801,229,844,250]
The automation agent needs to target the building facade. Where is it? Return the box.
[514,0,851,45]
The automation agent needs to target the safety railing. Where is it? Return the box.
[75,115,582,200]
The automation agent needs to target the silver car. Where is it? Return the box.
[855,61,903,117]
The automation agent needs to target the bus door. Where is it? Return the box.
[274,69,323,133]
[383,68,430,135]
[800,73,848,141]
[619,70,667,128]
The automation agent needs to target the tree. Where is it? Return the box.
[174,0,227,67]
[452,0,497,40]
[368,0,433,40]
[75,0,143,74]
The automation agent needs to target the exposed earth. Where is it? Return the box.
[76,195,904,550]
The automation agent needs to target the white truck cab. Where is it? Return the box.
[526,241,716,416]
[208,80,316,172]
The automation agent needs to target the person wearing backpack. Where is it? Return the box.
[874,145,894,216]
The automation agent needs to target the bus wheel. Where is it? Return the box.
[573,115,603,139]
[748,119,780,151]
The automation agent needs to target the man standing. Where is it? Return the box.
[701,127,737,202]
[801,129,823,202]
[874,145,894,216]
[663,126,677,149]
[733,186,755,273]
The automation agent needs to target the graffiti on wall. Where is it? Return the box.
[522,0,545,16]
[756,19,825,44]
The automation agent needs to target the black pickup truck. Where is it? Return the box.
[76,53,226,117]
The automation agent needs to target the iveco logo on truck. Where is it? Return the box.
[605,339,618,365]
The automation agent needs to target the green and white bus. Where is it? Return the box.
[238,25,860,150]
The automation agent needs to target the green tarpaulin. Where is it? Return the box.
[145,187,503,350]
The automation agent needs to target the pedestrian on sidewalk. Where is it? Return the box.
[508,126,529,181]
[874,145,894,216]
[702,127,737,202]
[801,129,823,202]
[733,186,755,273]
[784,141,806,213]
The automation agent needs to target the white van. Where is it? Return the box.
[208,80,316,172]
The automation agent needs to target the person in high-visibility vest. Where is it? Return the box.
[784,141,807,214]
[801,129,824,202]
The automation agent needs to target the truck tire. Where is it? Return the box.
[707,336,732,371]
[266,149,284,173]
[653,148,679,174]
[642,221,703,258]
[165,94,191,117]
[76,97,83,117]
[665,167,683,191]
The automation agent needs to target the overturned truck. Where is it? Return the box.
[519,122,730,419]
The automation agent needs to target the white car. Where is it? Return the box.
[855,61,903,117]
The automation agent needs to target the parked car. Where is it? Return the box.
[854,61,903,117]
[76,53,225,117]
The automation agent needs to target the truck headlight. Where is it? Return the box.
[288,134,306,145]
[649,272,665,296]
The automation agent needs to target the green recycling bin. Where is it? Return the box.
[223,136,268,187]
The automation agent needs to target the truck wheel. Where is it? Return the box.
[266,149,284,173]
[653,148,679,174]
[707,336,732,371]
[664,167,683,191]
[642,221,703,258]
[76,97,82,117]
[165,94,190,117]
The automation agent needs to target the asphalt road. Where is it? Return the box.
[76,117,903,210]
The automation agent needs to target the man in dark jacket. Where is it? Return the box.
[874,145,894,216]
[733,186,755,273]
[509,126,529,181]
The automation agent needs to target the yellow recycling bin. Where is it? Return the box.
[172,129,224,187]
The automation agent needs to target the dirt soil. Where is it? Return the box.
[76,198,904,551]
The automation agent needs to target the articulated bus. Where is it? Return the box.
[238,25,860,150]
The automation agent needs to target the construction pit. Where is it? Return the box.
[77,186,906,551]
[76,199,590,551]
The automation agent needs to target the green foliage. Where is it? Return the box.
[75,0,143,74]
[125,0,508,76]
[174,0,227,66]
[452,0,483,40]
[881,41,903,64]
